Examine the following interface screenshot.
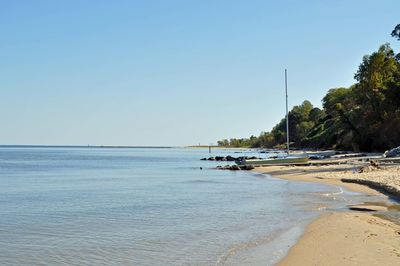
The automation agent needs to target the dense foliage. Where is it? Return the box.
[218,26,400,152]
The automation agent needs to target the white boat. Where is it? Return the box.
[236,155,308,166]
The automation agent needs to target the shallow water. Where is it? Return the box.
[0,147,390,265]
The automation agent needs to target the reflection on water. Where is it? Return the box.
[0,147,393,265]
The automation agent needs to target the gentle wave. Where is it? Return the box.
[0,147,388,265]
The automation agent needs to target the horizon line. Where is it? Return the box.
[0,144,175,149]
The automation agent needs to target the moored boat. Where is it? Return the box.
[236,69,310,167]
[235,155,309,166]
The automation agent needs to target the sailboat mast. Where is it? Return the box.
[285,69,289,155]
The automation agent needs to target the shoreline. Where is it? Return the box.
[252,163,400,265]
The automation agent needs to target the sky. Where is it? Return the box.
[1,0,399,146]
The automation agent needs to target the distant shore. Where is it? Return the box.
[252,159,400,265]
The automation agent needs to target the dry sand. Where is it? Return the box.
[252,163,400,265]
[279,212,400,266]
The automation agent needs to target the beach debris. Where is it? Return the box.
[332,152,368,159]
[370,160,381,168]
[384,146,400,158]
[358,160,382,173]
[348,204,388,212]
[358,166,373,173]
[349,206,377,212]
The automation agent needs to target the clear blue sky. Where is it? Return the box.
[1,0,399,146]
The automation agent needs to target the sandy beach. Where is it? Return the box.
[252,162,400,265]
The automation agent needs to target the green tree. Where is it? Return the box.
[353,44,400,150]
[217,37,400,151]
[392,24,400,40]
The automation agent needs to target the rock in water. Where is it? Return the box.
[239,165,255,170]
[230,165,240,171]
[225,156,236,161]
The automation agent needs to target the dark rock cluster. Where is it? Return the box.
[216,165,255,171]
[200,156,258,161]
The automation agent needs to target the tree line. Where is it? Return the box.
[218,25,400,152]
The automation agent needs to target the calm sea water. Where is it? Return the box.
[0,147,388,265]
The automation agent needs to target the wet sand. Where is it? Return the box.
[252,164,400,265]
[279,212,400,265]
